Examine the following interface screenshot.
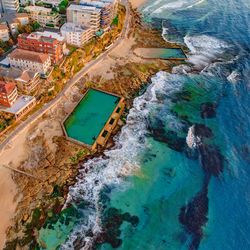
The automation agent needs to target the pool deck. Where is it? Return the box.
[62,88,125,151]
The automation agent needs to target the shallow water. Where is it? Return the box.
[39,0,250,249]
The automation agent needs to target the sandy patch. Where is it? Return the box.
[88,37,143,80]
[0,127,29,249]
[130,0,147,8]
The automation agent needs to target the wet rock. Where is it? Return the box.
[200,102,216,119]
[193,124,213,138]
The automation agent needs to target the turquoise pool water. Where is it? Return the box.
[64,89,120,145]
[157,48,186,59]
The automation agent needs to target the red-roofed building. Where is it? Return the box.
[18,32,64,64]
[0,80,18,107]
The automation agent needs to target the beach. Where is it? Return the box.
[0,168,17,250]
[0,127,29,249]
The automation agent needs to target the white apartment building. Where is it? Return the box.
[0,24,9,41]
[61,22,94,47]
[0,0,19,13]
[67,4,101,32]
[79,0,118,28]
[8,49,51,75]
[24,6,61,27]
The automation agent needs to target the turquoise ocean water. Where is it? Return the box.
[39,0,250,249]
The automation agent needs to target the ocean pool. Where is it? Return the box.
[134,48,187,59]
[64,89,120,146]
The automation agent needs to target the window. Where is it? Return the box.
[116,107,121,113]
[101,130,108,138]
[109,118,115,125]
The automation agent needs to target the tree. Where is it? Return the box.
[31,21,41,31]
[7,38,14,47]
[0,48,5,56]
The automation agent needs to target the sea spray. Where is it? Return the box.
[62,72,185,249]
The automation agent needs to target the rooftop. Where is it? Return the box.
[16,70,39,83]
[67,4,101,13]
[80,0,106,8]
[34,31,65,42]
[0,13,28,25]
[24,6,52,13]
[61,22,91,33]
[16,13,29,18]
[0,80,16,95]
[0,95,35,114]
[8,49,50,64]
[0,67,38,82]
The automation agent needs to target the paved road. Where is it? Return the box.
[0,1,131,151]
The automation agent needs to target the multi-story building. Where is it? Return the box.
[0,23,9,41]
[0,67,40,94]
[67,4,101,32]
[41,0,62,7]
[0,80,18,107]
[61,22,94,47]
[79,0,116,29]
[18,32,64,64]
[0,0,19,14]
[0,13,29,35]
[24,6,61,28]
[8,48,51,75]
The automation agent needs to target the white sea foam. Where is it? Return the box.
[184,35,230,69]
[186,125,202,149]
[61,72,184,249]
[227,70,240,83]
[143,0,206,14]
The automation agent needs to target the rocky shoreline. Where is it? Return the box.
[3,5,186,249]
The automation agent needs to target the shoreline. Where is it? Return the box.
[1,1,184,249]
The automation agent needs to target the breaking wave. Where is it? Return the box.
[227,70,241,83]
[186,125,202,149]
[143,0,206,14]
[184,35,230,69]
[61,72,184,249]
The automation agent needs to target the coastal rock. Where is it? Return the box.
[193,124,213,138]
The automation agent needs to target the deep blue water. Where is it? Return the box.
[38,0,250,249]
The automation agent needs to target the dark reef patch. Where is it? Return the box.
[147,117,186,152]
[179,185,209,250]
[94,208,139,248]
[200,102,217,119]
[198,144,224,177]
[172,90,192,103]
[193,124,213,139]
